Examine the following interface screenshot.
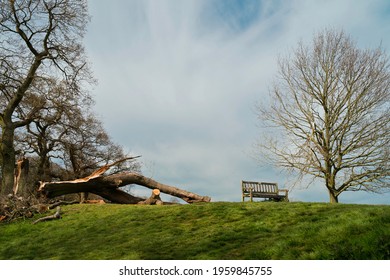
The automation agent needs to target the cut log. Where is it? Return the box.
[139,189,163,205]
[38,157,211,204]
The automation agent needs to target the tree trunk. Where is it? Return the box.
[1,126,16,196]
[328,190,339,203]
[37,151,52,182]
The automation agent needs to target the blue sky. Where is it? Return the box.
[85,0,390,204]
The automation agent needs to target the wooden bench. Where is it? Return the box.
[241,180,289,202]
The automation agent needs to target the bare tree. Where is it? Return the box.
[257,29,390,203]
[59,113,136,179]
[14,81,137,183]
[0,0,91,195]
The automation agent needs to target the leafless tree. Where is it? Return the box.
[14,80,91,180]
[59,113,137,180]
[257,29,390,203]
[0,0,92,195]
[14,80,138,183]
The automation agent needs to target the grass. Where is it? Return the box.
[0,202,389,259]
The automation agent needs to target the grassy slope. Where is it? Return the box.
[0,202,389,260]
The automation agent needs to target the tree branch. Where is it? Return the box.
[32,206,61,224]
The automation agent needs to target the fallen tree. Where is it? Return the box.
[38,157,211,204]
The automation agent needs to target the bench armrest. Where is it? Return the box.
[278,189,289,196]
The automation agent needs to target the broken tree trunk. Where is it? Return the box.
[38,157,211,204]
[13,157,29,195]
[139,189,163,205]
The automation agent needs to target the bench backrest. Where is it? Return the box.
[242,181,278,194]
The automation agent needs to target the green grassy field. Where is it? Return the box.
[0,202,389,260]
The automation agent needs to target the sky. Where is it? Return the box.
[84,0,390,204]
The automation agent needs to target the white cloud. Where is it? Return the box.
[85,0,390,203]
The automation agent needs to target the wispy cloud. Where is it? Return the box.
[85,0,390,203]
